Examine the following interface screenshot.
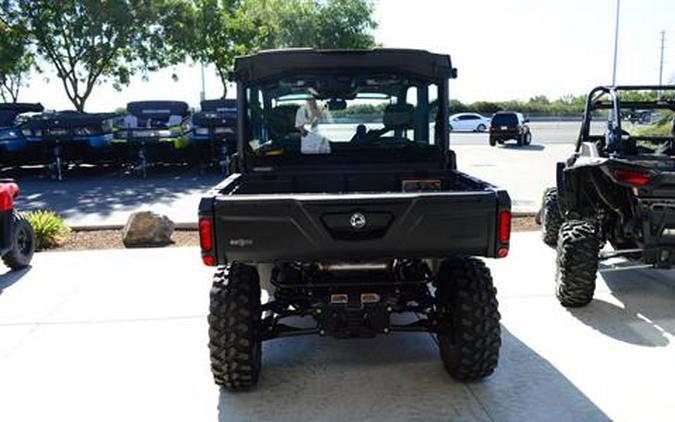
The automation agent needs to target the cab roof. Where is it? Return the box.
[233,49,456,83]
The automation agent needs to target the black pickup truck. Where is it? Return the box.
[198,49,512,391]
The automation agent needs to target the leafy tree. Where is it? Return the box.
[179,0,269,97]
[1,0,191,111]
[186,0,378,97]
[263,0,377,50]
[0,11,35,102]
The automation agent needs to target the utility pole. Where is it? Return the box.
[200,63,206,103]
[611,0,621,86]
[659,30,666,86]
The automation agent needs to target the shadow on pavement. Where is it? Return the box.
[500,143,546,151]
[567,265,675,347]
[218,327,609,421]
[0,266,32,294]
[3,166,222,222]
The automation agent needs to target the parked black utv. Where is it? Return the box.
[540,85,675,307]
[198,49,512,391]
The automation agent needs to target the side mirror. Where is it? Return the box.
[523,118,530,123]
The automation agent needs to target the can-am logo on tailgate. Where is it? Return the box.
[229,238,253,247]
[350,212,366,229]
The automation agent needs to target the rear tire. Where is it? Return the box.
[489,138,496,146]
[541,188,563,247]
[477,124,487,132]
[524,132,532,145]
[2,213,36,270]
[208,263,262,391]
[436,257,501,381]
[555,220,600,307]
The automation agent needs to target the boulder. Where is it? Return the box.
[122,211,175,247]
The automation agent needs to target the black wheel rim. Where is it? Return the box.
[17,226,32,256]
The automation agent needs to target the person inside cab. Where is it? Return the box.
[295,98,331,154]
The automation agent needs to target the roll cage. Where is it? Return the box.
[576,85,675,154]
[233,49,457,173]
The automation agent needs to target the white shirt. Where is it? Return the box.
[295,104,331,154]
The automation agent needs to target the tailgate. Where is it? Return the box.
[204,191,509,263]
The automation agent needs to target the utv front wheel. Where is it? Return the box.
[208,263,262,391]
[436,257,501,381]
[555,220,600,307]
[541,188,563,247]
[2,213,36,270]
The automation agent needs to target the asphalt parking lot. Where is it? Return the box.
[1,232,674,422]
[4,122,579,226]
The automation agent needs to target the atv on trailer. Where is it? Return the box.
[24,111,119,180]
[198,49,512,391]
[190,99,236,173]
[113,101,192,177]
[540,85,675,307]
[0,103,44,168]
[0,180,35,270]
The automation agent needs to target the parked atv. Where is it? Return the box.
[0,180,35,270]
[0,103,44,168]
[190,99,236,173]
[198,49,511,391]
[541,85,675,307]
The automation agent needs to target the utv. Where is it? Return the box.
[113,101,192,177]
[0,103,44,168]
[0,180,35,270]
[24,111,119,180]
[198,49,512,391]
[489,111,531,147]
[190,99,236,173]
[540,85,675,307]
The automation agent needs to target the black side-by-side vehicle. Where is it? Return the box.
[539,85,675,307]
[198,49,512,390]
[0,180,35,270]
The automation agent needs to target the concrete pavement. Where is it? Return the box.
[1,232,675,421]
[456,143,573,212]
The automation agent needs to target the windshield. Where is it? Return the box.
[244,74,444,166]
[491,114,518,126]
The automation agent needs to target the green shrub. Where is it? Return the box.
[22,210,71,249]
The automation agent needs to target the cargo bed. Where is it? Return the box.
[200,169,510,263]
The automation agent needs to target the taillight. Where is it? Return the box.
[498,210,511,244]
[199,218,215,266]
[0,183,19,212]
[613,169,653,186]
[199,218,213,251]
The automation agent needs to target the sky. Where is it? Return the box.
[14,0,675,111]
